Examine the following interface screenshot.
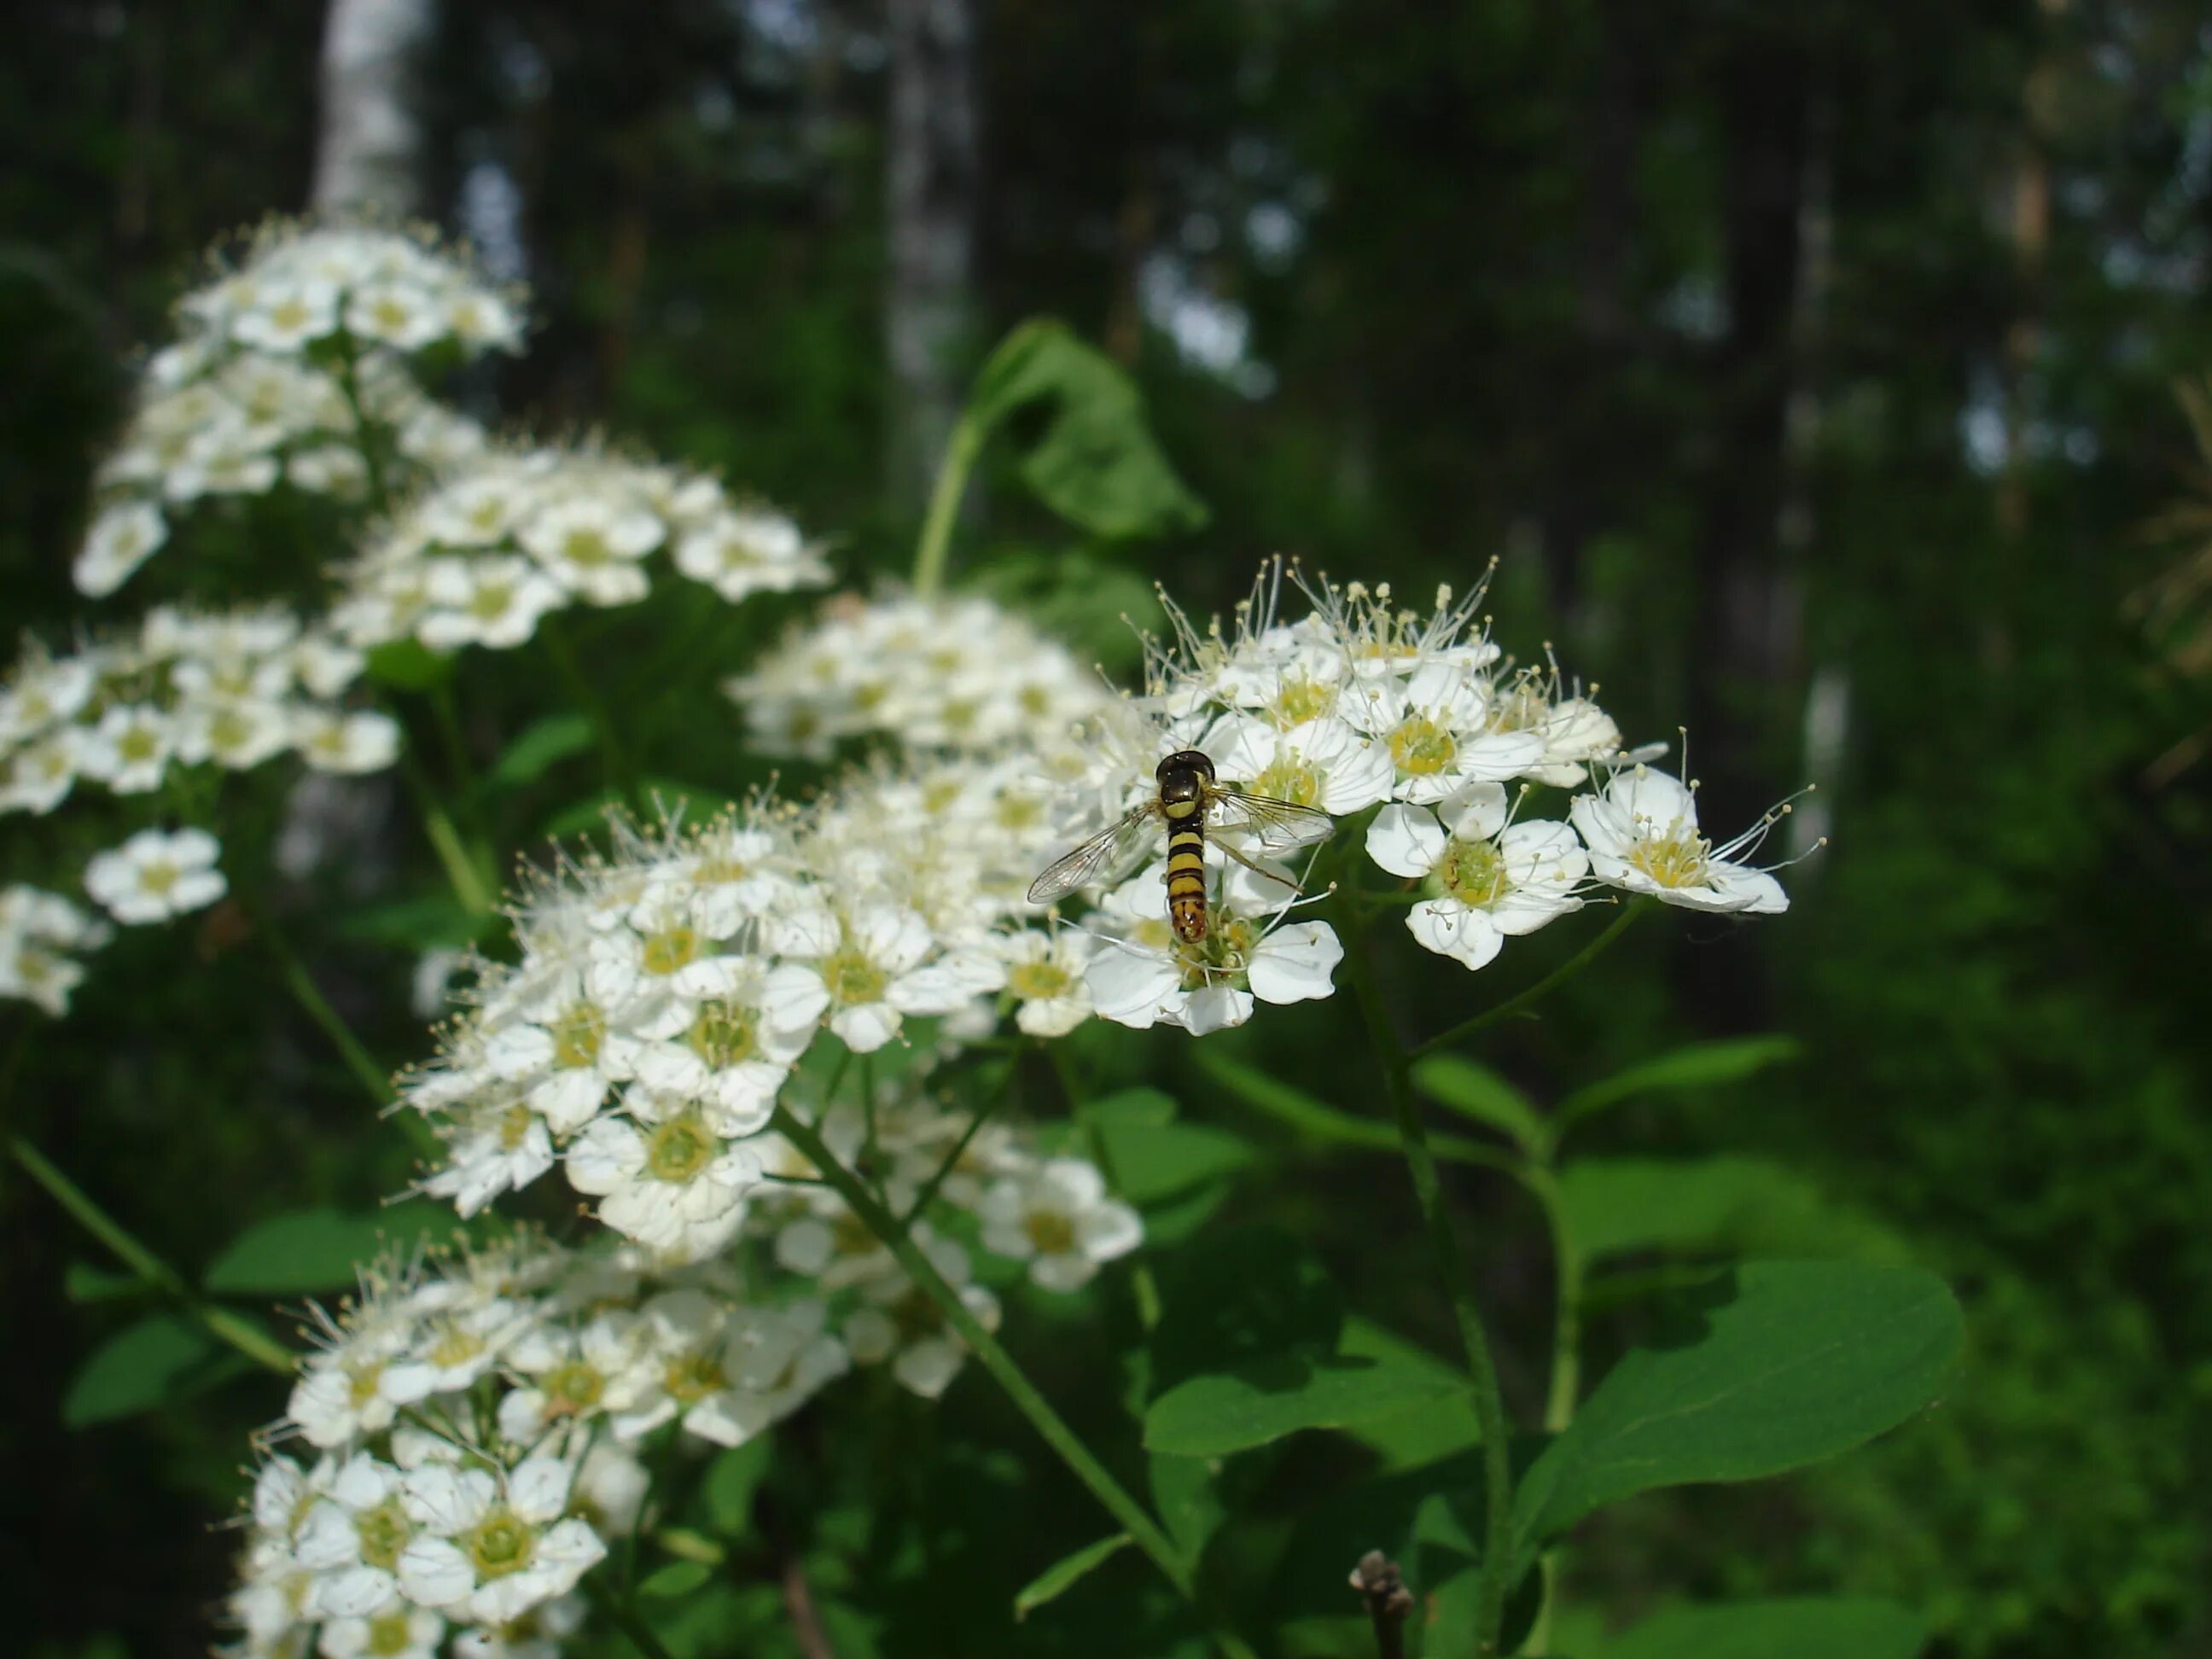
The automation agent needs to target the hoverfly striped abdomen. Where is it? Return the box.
[1157,749,1214,942]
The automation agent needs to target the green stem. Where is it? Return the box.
[1338,904,1515,1655]
[256,910,394,1110]
[1051,1044,1162,1331]
[9,1137,294,1375]
[911,411,986,597]
[542,615,643,815]
[398,740,498,915]
[333,332,393,515]
[769,1106,1203,1607]
[1411,899,1647,1059]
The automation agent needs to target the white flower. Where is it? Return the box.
[421,1094,557,1216]
[518,496,662,605]
[346,281,447,350]
[84,828,226,925]
[231,278,341,352]
[1209,712,1394,815]
[764,903,971,1055]
[1366,786,1588,969]
[608,1290,846,1447]
[396,1458,607,1626]
[495,1313,643,1442]
[1085,859,1342,1035]
[73,500,168,597]
[1569,766,1790,914]
[295,1454,418,1617]
[1342,661,1549,804]
[417,557,568,651]
[979,1159,1142,1291]
[992,928,1097,1038]
[176,698,293,770]
[0,736,79,815]
[294,708,403,774]
[565,1092,760,1261]
[317,1605,443,1659]
[627,963,818,1135]
[78,703,173,794]
[0,885,109,1016]
[673,508,827,602]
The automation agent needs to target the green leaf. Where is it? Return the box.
[1013,1534,1132,1621]
[364,639,453,690]
[63,1314,215,1426]
[967,319,1208,538]
[1145,1349,1465,1457]
[1095,1120,1254,1206]
[1556,1036,1802,1131]
[1149,1453,1226,1561]
[703,1439,771,1535]
[638,1561,713,1599]
[485,714,595,792]
[1412,1054,1548,1154]
[1513,1260,1964,1557]
[1557,1155,1899,1263]
[334,894,483,951]
[1596,1598,1928,1659]
[64,1262,144,1304]
[1198,1050,1519,1173]
[1076,1087,1179,1130]
[202,1202,454,1295]
[1338,1318,1484,1468]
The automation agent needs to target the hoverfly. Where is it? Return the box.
[1027,749,1336,943]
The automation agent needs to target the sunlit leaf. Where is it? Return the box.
[1558,1155,1903,1263]
[1595,1598,1928,1659]
[1145,1348,1464,1457]
[485,714,594,792]
[1556,1036,1802,1132]
[1514,1260,1964,1557]
[1412,1054,1547,1153]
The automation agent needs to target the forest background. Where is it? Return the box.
[3,2,2209,1656]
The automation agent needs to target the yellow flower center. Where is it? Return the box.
[820,945,886,1008]
[364,1611,416,1656]
[1007,959,1070,1000]
[1271,675,1335,729]
[1627,827,1711,889]
[1024,1210,1076,1254]
[462,1507,535,1580]
[544,1359,604,1415]
[646,1115,715,1183]
[562,527,613,568]
[1174,916,1257,991]
[1435,839,1510,908]
[427,1319,485,1370]
[498,1103,536,1150]
[469,582,515,620]
[664,1351,728,1402]
[1387,714,1458,777]
[118,725,160,764]
[550,1002,605,1068]
[355,1498,411,1571]
[1252,758,1321,807]
[640,924,698,977]
[138,859,180,897]
[684,999,760,1069]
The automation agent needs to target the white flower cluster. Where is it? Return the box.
[1017,570,1796,1031]
[0,606,396,818]
[331,447,828,654]
[77,222,514,597]
[727,591,1117,760]
[0,885,109,1016]
[398,765,1138,1273]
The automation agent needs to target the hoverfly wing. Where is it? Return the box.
[1026,805,1161,905]
[1209,786,1337,857]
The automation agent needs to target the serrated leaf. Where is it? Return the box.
[1556,1036,1802,1131]
[1013,1534,1132,1620]
[1513,1260,1963,1558]
[1144,1350,1465,1457]
[1412,1054,1547,1154]
[1597,1598,1928,1659]
[967,319,1208,538]
[63,1314,214,1426]
[485,715,594,792]
[202,1203,454,1295]
[703,1439,771,1535]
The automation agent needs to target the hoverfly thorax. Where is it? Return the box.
[1155,749,1214,819]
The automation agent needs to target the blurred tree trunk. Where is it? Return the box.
[885,0,980,507]
[312,0,433,217]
